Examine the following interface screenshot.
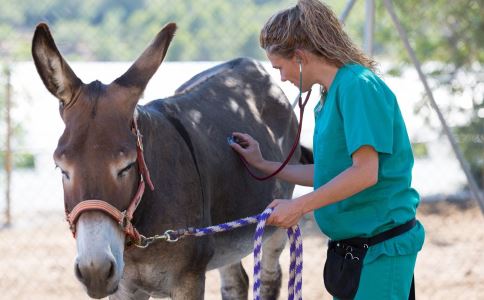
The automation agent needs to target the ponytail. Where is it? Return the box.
[260,0,377,72]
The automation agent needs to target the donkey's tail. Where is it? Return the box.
[299,145,313,165]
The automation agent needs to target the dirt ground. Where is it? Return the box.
[0,200,483,299]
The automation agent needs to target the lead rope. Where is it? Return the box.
[253,208,303,300]
[166,208,303,300]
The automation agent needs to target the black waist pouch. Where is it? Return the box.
[323,219,417,299]
[324,240,368,299]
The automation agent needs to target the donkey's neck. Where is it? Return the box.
[130,103,208,236]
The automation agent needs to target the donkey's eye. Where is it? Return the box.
[55,165,70,180]
[118,162,135,178]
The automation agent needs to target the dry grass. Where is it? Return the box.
[0,201,483,299]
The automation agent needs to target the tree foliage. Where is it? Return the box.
[0,0,302,61]
[0,0,481,63]
[379,0,483,187]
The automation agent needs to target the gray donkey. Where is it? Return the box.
[32,22,309,299]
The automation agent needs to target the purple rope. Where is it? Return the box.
[184,208,303,300]
[253,208,302,300]
[287,226,303,300]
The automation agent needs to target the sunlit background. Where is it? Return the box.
[0,0,483,299]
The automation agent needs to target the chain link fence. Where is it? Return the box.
[1,1,483,299]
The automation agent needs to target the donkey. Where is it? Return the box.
[32,22,306,299]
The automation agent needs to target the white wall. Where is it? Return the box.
[2,61,467,213]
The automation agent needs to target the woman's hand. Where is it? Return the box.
[266,198,305,228]
[229,132,265,168]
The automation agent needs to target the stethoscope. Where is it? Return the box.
[228,61,312,181]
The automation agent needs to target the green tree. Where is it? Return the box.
[381,0,484,187]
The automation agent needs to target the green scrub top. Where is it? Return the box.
[313,64,424,264]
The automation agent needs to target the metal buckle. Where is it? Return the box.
[345,252,360,261]
[135,234,167,248]
[163,230,180,243]
[133,230,182,248]
[119,211,129,229]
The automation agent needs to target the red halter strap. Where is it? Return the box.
[65,113,155,245]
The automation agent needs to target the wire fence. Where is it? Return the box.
[1,1,483,299]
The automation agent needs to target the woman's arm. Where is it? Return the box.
[229,132,314,186]
[255,160,314,186]
[299,145,378,213]
[267,145,379,227]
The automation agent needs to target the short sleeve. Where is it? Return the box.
[338,77,395,156]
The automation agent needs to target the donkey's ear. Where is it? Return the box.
[114,23,177,93]
[32,23,82,106]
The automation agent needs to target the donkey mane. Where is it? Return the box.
[86,80,104,118]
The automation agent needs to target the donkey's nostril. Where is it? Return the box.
[107,260,115,280]
[75,262,83,281]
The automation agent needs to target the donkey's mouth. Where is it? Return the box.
[81,273,121,299]
[86,285,118,299]
[83,277,120,299]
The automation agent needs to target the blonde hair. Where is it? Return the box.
[260,0,377,72]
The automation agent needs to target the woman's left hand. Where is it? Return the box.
[266,199,304,228]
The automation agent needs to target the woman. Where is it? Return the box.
[230,0,425,299]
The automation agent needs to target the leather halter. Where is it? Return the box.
[65,112,155,245]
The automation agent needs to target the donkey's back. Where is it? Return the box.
[147,57,299,227]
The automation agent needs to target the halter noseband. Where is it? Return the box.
[65,112,154,246]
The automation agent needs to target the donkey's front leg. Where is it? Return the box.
[171,271,206,299]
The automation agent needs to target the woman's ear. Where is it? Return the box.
[294,49,307,65]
